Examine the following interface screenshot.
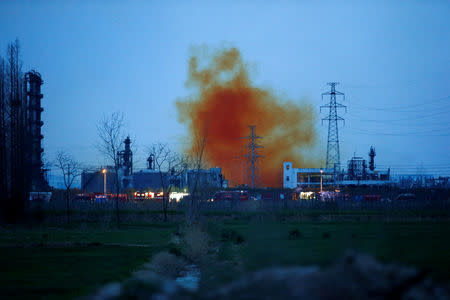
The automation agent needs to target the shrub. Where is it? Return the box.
[221,228,245,244]
[168,242,183,257]
[28,204,45,223]
[322,232,331,239]
[182,226,209,263]
[148,251,186,278]
[289,229,303,239]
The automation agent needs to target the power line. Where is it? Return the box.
[347,95,450,112]
[348,128,450,136]
[346,107,450,123]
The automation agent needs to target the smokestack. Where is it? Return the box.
[369,146,376,171]
[25,70,48,191]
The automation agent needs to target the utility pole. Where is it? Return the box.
[241,125,263,188]
[102,168,107,195]
[321,82,346,172]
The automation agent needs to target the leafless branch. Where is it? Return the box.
[96,112,124,167]
[96,111,125,228]
[55,151,82,190]
[148,142,188,221]
[55,150,82,223]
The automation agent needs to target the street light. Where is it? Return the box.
[320,168,323,193]
[102,169,107,195]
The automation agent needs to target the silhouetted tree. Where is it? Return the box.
[0,57,7,218]
[185,131,208,225]
[0,39,31,222]
[55,151,82,224]
[148,143,187,222]
[97,112,124,228]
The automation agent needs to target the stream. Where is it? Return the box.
[175,264,201,291]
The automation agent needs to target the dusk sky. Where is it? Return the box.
[1,0,449,186]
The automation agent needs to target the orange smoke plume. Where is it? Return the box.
[176,46,317,187]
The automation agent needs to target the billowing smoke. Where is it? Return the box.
[176,46,318,187]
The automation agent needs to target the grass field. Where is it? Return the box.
[1,218,450,299]
[0,224,176,300]
[202,220,450,289]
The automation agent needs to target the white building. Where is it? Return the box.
[283,162,334,189]
[283,161,393,189]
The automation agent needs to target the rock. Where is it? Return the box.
[83,253,449,300]
[206,253,449,300]
[86,283,121,300]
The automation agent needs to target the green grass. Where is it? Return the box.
[42,209,183,216]
[0,223,175,245]
[203,209,450,218]
[0,224,177,300]
[208,221,450,284]
[0,246,151,300]
[2,217,450,299]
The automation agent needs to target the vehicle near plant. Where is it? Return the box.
[364,194,381,202]
[29,192,52,203]
[395,193,416,201]
[210,190,249,202]
[133,191,155,201]
[73,193,127,203]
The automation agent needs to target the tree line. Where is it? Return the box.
[0,39,209,225]
[0,39,36,222]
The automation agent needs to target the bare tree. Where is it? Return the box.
[4,39,28,221]
[148,143,187,222]
[97,112,124,228]
[55,151,81,224]
[185,131,208,224]
[0,57,7,218]
[0,39,48,222]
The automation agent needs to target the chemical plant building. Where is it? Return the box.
[283,147,391,189]
[283,84,393,190]
[81,137,225,193]
[283,163,334,189]
[81,166,119,194]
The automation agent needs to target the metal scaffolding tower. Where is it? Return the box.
[118,136,133,189]
[241,125,263,188]
[321,82,346,172]
[25,70,48,191]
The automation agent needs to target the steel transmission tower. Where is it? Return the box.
[321,82,346,171]
[241,125,263,188]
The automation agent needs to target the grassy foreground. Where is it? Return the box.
[1,219,450,299]
[202,221,450,289]
[0,224,176,300]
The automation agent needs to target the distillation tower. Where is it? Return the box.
[25,70,48,191]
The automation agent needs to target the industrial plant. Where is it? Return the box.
[77,81,448,199]
[80,136,226,195]
[284,83,422,190]
[3,4,449,300]
[2,43,445,205]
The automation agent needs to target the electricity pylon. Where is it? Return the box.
[241,125,263,188]
[321,82,346,172]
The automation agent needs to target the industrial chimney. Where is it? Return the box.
[25,70,48,191]
[369,146,376,172]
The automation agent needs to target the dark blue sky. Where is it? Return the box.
[1,1,449,186]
